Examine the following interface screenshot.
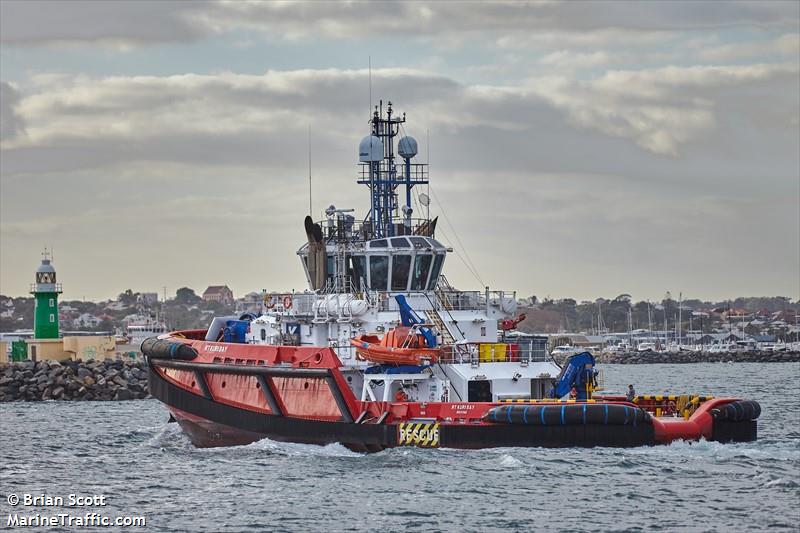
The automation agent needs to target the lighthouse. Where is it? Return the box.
[31,249,62,339]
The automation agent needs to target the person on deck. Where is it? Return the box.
[395,387,408,402]
[626,384,636,402]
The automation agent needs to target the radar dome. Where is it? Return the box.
[398,136,418,159]
[359,135,384,162]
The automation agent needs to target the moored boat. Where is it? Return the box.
[145,101,760,451]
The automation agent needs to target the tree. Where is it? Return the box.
[175,287,201,304]
[118,289,139,306]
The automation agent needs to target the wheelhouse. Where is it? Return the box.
[298,235,448,293]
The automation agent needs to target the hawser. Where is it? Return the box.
[145,101,760,451]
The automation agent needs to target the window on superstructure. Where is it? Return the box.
[409,237,431,249]
[411,254,433,290]
[369,256,388,290]
[326,254,335,288]
[390,237,410,248]
[391,255,411,291]
[350,255,367,290]
[427,255,444,290]
[370,239,388,248]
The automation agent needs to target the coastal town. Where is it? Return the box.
[2,281,798,361]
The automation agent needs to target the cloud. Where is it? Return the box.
[0,82,25,140]
[0,0,211,46]
[539,50,615,69]
[697,33,800,62]
[527,62,799,155]
[2,0,797,47]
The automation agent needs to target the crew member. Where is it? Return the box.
[626,384,636,402]
[395,387,408,402]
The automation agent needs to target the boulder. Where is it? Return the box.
[114,389,134,401]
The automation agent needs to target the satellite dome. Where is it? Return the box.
[359,135,384,162]
[398,136,418,159]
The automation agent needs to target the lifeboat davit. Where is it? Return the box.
[352,326,441,365]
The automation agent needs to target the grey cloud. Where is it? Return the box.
[0,0,211,45]
[2,1,797,46]
[2,66,797,300]
[0,82,25,140]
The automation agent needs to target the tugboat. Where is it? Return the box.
[145,101,760,450]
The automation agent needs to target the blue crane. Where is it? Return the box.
[551,352,597,401]
[395,295,438,348]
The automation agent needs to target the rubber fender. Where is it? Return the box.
[485,404,651,426]
[711,400,761,422]
[141,337,198,361]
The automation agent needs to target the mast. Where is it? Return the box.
[358,101,429,239]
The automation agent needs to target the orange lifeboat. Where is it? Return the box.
[351,326,441,365]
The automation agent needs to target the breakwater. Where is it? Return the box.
[596,350,800,364]
[0,359,149,402]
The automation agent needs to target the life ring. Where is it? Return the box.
[264,294,276,309]
[283,295,293,309]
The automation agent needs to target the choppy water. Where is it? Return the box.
[1,363,798,532]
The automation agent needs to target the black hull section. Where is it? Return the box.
[441,424,655,449]
[149,366,658,450]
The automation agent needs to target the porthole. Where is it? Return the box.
[191,381,196,388]
[304,382,310,390]
[221,381,227,388]
[255,381,261,389]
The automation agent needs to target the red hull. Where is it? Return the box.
[146,330,759,450]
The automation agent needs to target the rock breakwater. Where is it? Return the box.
[0,359,149,402]
[596,350,800,364]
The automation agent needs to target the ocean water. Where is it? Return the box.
[1,363,798,532]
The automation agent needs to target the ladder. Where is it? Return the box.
[425,309,457,345]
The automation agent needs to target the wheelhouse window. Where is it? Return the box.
[326,254,335,288]
[370,239,388,248]
[411,254,432,290]
[427,254,445,289]
[369,256,389,290]
[409,237,431,249]
[350,255,367,290]
[391,255,412,291]
[390,237,410,248]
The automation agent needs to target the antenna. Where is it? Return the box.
[308,124,312,216]
[368,55,372,117]
[426,128,430,221]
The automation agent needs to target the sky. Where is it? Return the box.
[1,0,798,303]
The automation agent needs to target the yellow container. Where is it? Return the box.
[479,344,493,362]
[493,343,507,362]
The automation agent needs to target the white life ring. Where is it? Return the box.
[283,295,293,309]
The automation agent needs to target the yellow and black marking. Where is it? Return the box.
[397,422,440,447]
[636,395,713,402]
